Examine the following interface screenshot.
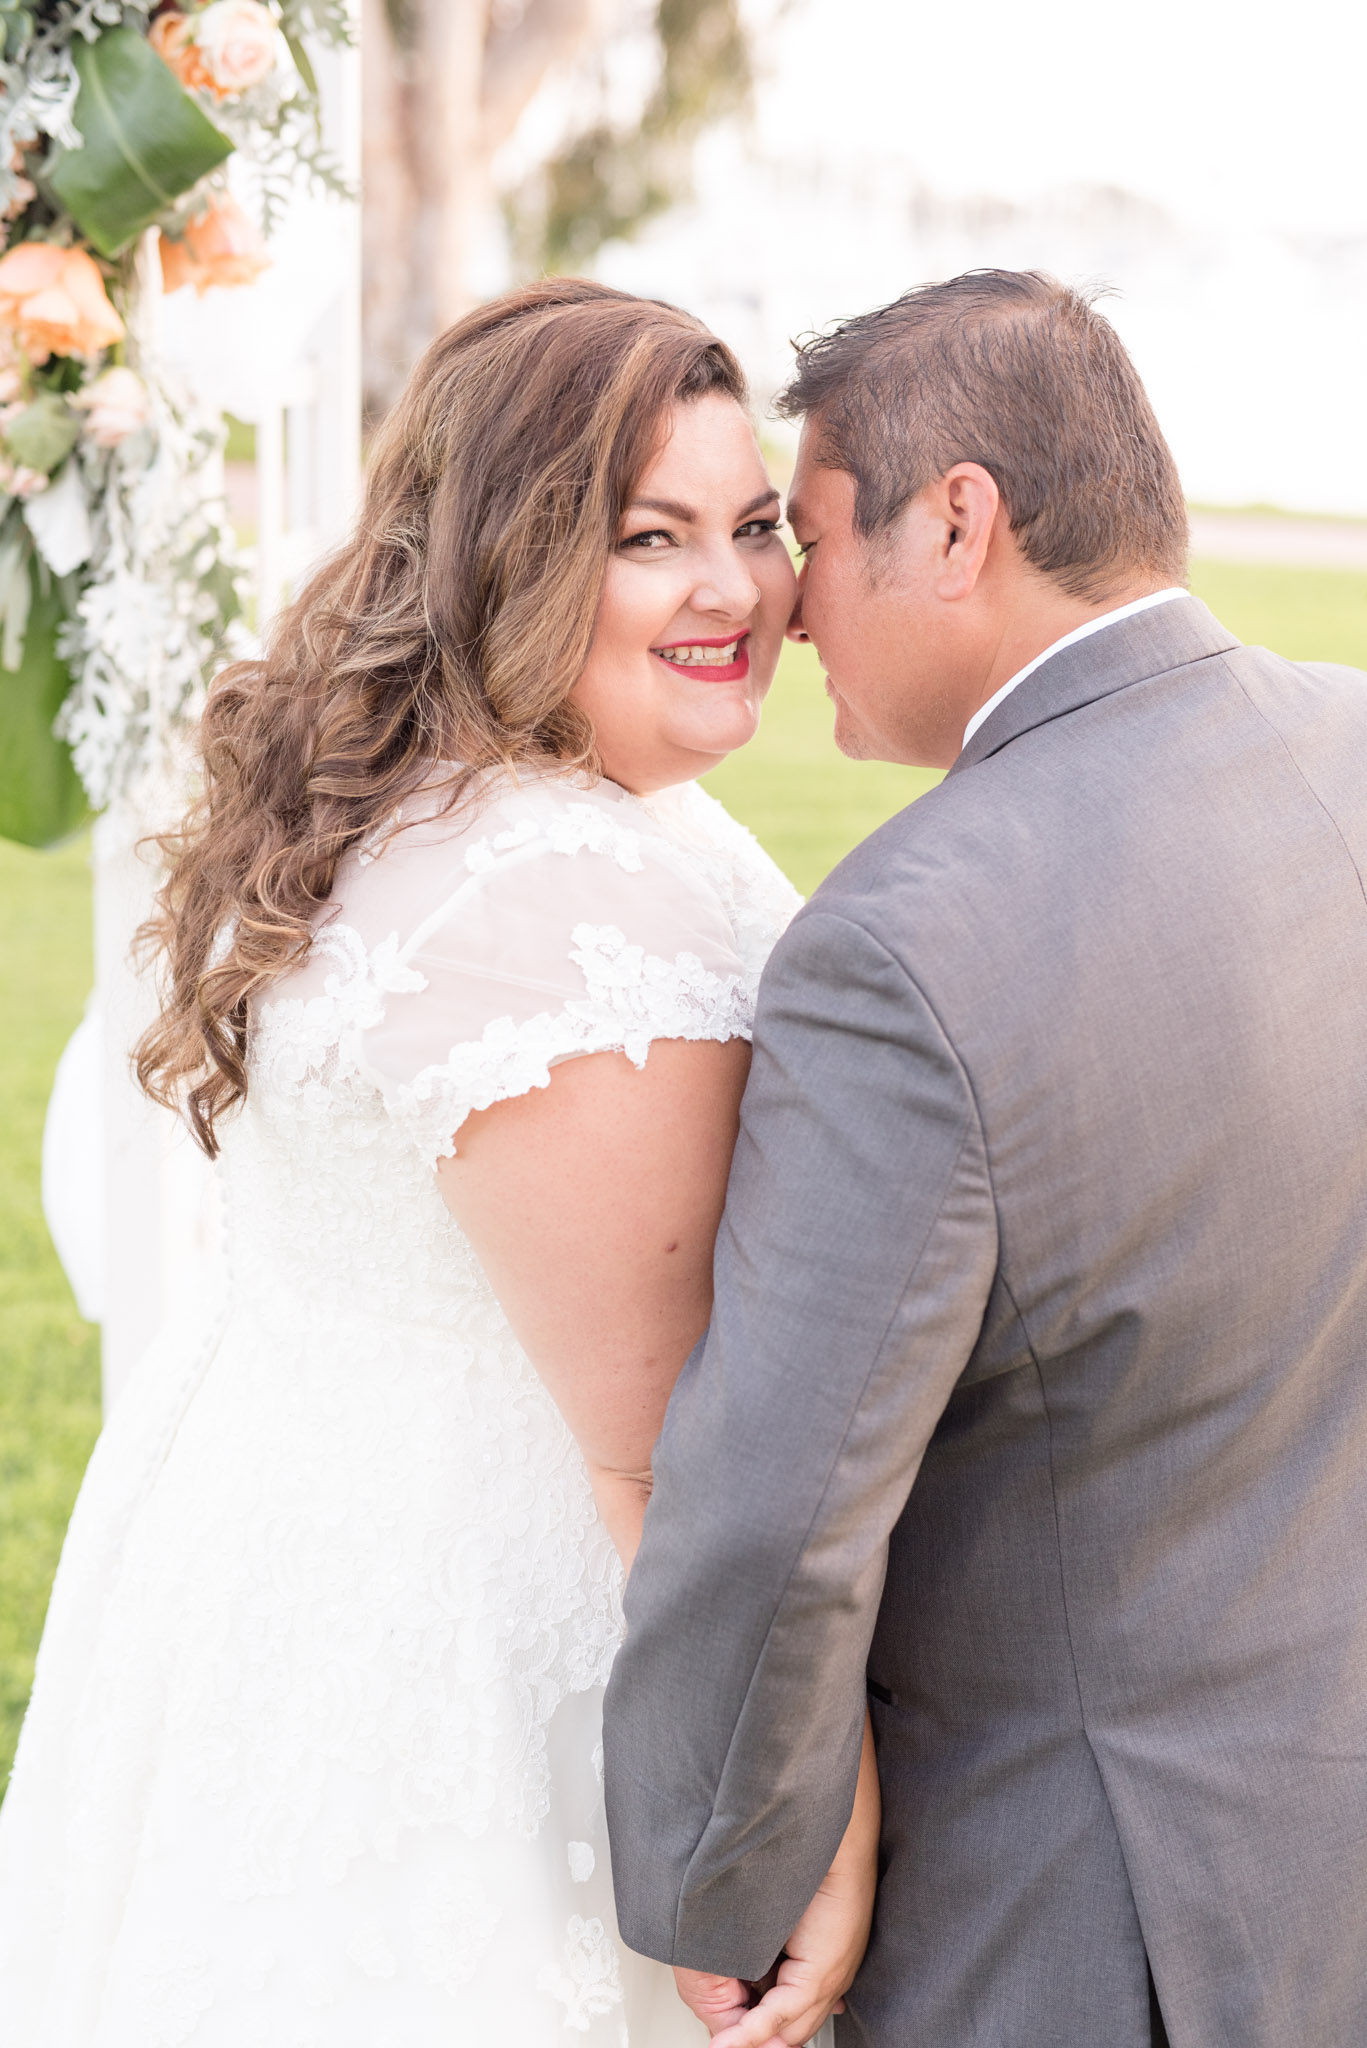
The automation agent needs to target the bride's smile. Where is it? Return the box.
[650,631,750,676]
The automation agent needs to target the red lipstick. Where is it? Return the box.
[650,630,752,683]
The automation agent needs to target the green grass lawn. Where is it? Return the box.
[704,642,939,893]
[2,555,1365,1794]
[0,833,99,1787]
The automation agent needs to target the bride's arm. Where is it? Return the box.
[435,1037,751,1571]
[440,1037,882,2039]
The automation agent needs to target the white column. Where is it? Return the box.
[92,810,225,1409]
[93,810,167,1406]
[94,21,363,1411]
[255,396,286,628]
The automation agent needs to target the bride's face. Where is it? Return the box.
[572,392,797,794]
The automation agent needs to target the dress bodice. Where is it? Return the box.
[229,766,800,1330]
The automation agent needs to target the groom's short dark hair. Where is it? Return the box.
[776,270,1188,599]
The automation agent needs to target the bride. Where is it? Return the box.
[0,279,875,2045]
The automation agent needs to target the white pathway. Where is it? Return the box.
[1188,512,1367,572]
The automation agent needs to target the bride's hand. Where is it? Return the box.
[677,1712,880,2045]
[671,1966,757,2035]
[703,1862,871,2046]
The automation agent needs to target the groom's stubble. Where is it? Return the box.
[785,425,1173,771]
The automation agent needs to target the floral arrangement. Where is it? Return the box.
[0,0,352,847]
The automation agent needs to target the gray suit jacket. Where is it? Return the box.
[603,598,1367,2046]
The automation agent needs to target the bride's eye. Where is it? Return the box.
[619,528,674,553]
[736,518,783,542]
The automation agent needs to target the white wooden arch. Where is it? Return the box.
[42,33,363,1411]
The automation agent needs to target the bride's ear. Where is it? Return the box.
[935,463,1000,601]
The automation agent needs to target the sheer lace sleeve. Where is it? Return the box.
[315,774,770,1165]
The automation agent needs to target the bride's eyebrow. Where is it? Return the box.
[626,489,781,522]
[628,495,698,522]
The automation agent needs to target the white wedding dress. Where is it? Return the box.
[0,767,800,2047]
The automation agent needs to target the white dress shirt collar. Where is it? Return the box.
[959,588,1189,753]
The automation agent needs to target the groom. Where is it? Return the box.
[603,269,1367,2044]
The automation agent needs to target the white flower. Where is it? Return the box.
[193,0,279,95]
[71,367,149,448]
[24,455,93,575]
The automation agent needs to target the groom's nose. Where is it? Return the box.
[786,574,810,643]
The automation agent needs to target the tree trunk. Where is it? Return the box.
[361,0,610,419]
[360,0,416,418]
[408,0,489,343]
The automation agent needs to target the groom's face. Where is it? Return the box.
[785,429,982,768]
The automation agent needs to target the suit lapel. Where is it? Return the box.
[947,597,1242,778]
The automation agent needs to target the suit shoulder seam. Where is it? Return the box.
[1230,671,1367,915]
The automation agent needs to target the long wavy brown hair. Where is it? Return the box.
[136,278,746,1156]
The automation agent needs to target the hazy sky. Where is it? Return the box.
[754,0,1367,239]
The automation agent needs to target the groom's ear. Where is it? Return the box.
[934,463,1000,601]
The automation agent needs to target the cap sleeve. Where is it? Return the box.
[351,785,753,1164]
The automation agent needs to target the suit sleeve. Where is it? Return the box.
[603,906,999,1978]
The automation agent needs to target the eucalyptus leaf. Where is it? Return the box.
[4,391,79,474]
[0,556,88,848]
[47,25,233,259]
[282,27,318,99]
[1,7,32,62]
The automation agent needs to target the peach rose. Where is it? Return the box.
[148,11,218,94]
[159,196,270,296]
[72,366,150,447]
[0,243,125,362]
[191,1,279,96]
[0,455,49,498]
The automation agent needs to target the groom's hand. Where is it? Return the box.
[672,1967,758,2035]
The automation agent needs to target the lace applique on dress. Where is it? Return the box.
[391,919,753,1163]
[252,923,425,1116]
[539,1916,625,2033]
[464,801,644,879]
[569,923,750,1064]
[414,1873,505,1993]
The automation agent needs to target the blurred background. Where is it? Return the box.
[4,0,1366,1785]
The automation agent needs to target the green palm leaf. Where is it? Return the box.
[48,26,233,259]
[0,558,88,849]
